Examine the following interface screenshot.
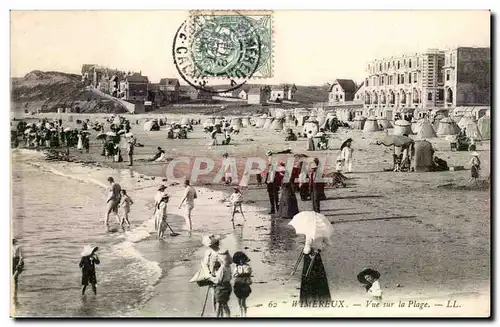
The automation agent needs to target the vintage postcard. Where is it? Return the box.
[9,10,491,318]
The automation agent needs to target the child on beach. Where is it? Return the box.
[232,251,252,317]
[210,250,233,317]
[79,245,100,296]
[119,189,133,227]
[229,187,246,223]
[156,193,169,239]
[357,268,382,301]
[469,152,481,184]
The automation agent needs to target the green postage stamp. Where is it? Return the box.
[187,10,273,80]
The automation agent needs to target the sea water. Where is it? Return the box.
[11,149,167,317]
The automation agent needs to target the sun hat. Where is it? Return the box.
[471,151,479,156]
[357,268,381,284]
[81,245,99,257]
[232,251,250,265]
[158,184,167,191]
[202,234,221,247]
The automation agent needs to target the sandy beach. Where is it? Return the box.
[11,112,490,317]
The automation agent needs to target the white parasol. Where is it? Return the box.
[106,131,117,137]
[124,132,134,138]
[81,245,98,257]
[24,128,32,134]
[64,127,72,132]
[288,211,334,242]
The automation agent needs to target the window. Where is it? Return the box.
[413,73,418,83]
[409,59,412,68]
[437,89,444,101]
[427,92,433,101]
[408,73,412,84]
[446,71,450,81]
[397,74,400,84]
[397,61,400,69]
[340,94,343,99]
[366,79,369,87]
[401,74,405,84]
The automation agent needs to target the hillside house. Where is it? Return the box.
[120,73,149,102]
[159,78,180,103]
[247,87,268,104]
[179,85,199,100]
[328,79,357,104]
[270,84,297,101]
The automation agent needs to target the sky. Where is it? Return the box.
[10,10,491,85]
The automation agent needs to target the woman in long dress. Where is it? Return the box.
[300,237,331,302]
[278,182,299,219]
[340,138,354,173]
[77,132,83,151]
[202,235,222,312]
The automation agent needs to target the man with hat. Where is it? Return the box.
[309,160,321,213]
[126,135,137,166]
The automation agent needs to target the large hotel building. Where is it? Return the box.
[355,47,490,119]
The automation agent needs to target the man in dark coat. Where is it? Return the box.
[265,166,280,214]
[309,162,321,213]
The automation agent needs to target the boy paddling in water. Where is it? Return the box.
[79,246,100,296]
[105,177,121,229]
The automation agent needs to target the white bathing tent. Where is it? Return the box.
[393,119,413,136]
[363,116,380,133]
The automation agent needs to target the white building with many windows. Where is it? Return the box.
[362,49,445,120]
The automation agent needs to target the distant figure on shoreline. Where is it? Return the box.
[179,180,197,231]
[119,189,133,227]
[154,185,167,232]
[156,194,170,239]
[79,245,100,296]
[12,238,24,301]
[229,187,246,224]
[105,177,121,229]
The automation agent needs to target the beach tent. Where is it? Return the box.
[412,140,435,172]
[215,118,224,126]
[274,109,286,119]
[411,119,419,133]
[393,119,412,136]
[352,116,366,130]
[416,120,437,139]
[180,117,190,125]
[377,118,392,129]
[433,114,446,131]
[112,116,121,126]
[255,116,266,128]
[263,117,275,129]
[241,117,251,127]
[231,118,242,129]
[143,120,155,131]
[477,115,490,140]
[294,109,309,126]
[303,120,319,136]
[457,116,474,130]
[436,117,460,136]
[203,117,215,127]
[465,121,483,140]
[316,115,327,128]
[363,116,381,133]
[271,118,285,131]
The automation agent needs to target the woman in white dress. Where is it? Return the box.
[77,132,83,151]
[340,138,354,173]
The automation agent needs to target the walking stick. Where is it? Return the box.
[290,251,304,276]
[165,223,180,236]
[200,286,210,317]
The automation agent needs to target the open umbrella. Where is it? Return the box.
[81,130,91,134]
[64,127,72,132]
[289,211,334,242]
[106,131,117,137]
[117,130,126,135]
[24,128,32,135]
[376,134,413,147]
[124,132,134,138]
[289,211,334,277]
[96,133,107,140]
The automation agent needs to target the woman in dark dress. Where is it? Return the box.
[278,182,299,219]
[300,237,331,302]
[79,246,100,296]
[312,158,327,201]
